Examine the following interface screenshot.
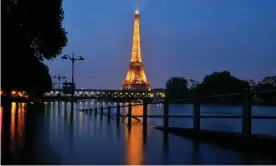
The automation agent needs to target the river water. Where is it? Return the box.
[1,101,276,164]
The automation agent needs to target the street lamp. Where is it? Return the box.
[52,81,57,89]
[61,53,84,109]
[53,74,66,93]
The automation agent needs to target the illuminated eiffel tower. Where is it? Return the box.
[122,7,151,91]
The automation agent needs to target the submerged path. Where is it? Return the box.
[1,103,276,164]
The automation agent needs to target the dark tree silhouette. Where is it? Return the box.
[255,83,276,102]
[2,0,67,60]
[254,76,276,102]
[25,59,53,97]
[261,76,276,86]
[196,71,250,97]
[166,77,189,100]
[189,79,200,90]
[2,0,67,97]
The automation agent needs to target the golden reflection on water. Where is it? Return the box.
[3,102,27,153]
[10,103,16,142]
[0,107,2,134]
[17,103,26,149]
[124,104,144,165]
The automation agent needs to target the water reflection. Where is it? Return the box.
[10,103,16,147]
[1,102,27,164]
[124,105,145,165]
[0,107,3,133]
[1,101,275,164]
[11,103,26,152]
[17,103,26,150]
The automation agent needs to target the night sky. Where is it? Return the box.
[44,0,276,89]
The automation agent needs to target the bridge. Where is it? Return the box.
[43,8,162,102]
[43,88,166,101]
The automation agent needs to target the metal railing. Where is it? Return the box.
[81,90,276,135]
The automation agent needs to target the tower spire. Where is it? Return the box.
[135,4,139,14]
[122,9,151,91]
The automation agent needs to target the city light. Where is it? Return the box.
[0,90,4,96]
[11,91,17,95]
[1,90,30,99]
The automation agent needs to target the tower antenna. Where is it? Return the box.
[135,4,139,14]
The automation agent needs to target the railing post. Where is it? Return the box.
[193,98,200,133]
[128,103,132,128]
[107,106,111,120]
[143,100,148,128]
[100,106,103,117]
[163,99,169,130]
[116,105,120,121]
[95,108,97,116]
[242,93,252,135]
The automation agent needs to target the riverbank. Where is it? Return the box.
[153,126,276,162]
[1,96,35,105]
[169,99,276,106]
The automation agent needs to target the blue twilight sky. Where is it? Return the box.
[44,0,276,89]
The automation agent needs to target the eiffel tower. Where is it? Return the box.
[122,7,151,91]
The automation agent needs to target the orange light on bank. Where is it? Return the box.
[11,91,17,96]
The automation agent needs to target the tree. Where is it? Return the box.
[188,79,200,97]
[273,76,276,86]
[166,77,188,100]
[196,71,250,97]
[25,59,53,97]
[255,76,276,102]
[254,83,276,102]
[189,79,200,90]
[2,0,67,97]
[247,79,256,89]
[2,0,67,60]
[261,76,276,86]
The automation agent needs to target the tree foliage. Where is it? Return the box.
[166,77,188,100]
[196,71,250,96]
[261,76,276,86]
[165,72,275,105]
[2,0,67,60]
[189,79,199,90]
[2,0,67,97]
[254,76,276,102]
[165,71,251,101]
[25,59,53,97]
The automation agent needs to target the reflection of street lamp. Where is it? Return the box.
[53,74,66,93]
[61,53,84,110]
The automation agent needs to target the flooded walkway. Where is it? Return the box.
[1,102,275,164]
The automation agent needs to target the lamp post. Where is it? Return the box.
[53,74,66,94]
[61,53,84,110]
[52,81,57,89]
